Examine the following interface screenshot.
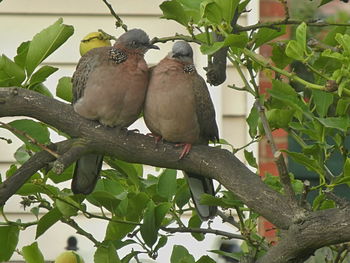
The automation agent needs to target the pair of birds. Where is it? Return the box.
[71,29,219,220]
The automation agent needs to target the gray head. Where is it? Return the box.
[171,41,193,63]
[116,28,159,51]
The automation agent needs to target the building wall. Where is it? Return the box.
[0,1,258,262]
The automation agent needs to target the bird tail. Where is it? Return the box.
[185,172,217,220]
[71,154,104,195]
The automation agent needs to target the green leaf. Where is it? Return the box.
[285,40,304,61]
[316,116,349,132]
[0,55,26,86]
[335,33,350,55]
[188,214,204,241]
[336,98,350,116]
[268,80,312,119]
[312,90,334,118]
[154,235,168,252]
[0,226,19,261]
[32,83,53,97]
[319,0,333,7]
[175,178,191,209]
[22,242,45,263]
[244,150,258,168]
[36,207,62,239]
[253,26,286,49]
[200,32,248,55]
[94,242,121,263]
[26,18,74,76]
[200,1,222,24]
[344,158,350,178]
[271,42,293,69]
[323,26,347,46]
[157,169,177,200]
[296,22,307,52]
[266,108,295,129]
[217,0,239,23]
[5,119,50,147]
[171,245,196,263]
[246,105,259,138]
[283,150,324,176]
[196,256,216,263]
[140,201,157,248]
[48,164,73,183]
[160,1,189,26]
[14,41,30,68]
[14,144,31,164]
[56,76,73,103]
[28,65,58,88]
[55,197,79,217]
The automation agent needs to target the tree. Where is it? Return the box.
[1,0,350,262]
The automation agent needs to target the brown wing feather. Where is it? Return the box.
[72,47,109,104]
[192,73,219,144]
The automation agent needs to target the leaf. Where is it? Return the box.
[175,178,191,209]
[26,18,74,76]
[155,202,171,226]
[36,207,62,239]
[323,26,347,46]
[154,235,168,252]
[285,40,304,61]
[253,26,286,49]
[316,116,349,132]
[94,242,121,263]
[336,98,350,116]
[188,214,204,241]
[246,105,259,138]
[283,150,324,176]
[200,32,248,55]
[140,201,157,248]
[319,0,333,7]
[56,76,73,103]
[48,164,73,183]
[271,42,293,69]
[244,150,258,168]
[157,169,177,200]
[296,22,307,52]
[0,55,26,86]
[160,0,189,26]
[28,65,58,88]
[22,242,45,263]
[200,1,222,24]
[5,119,50,147]
[14,144,31,164]
[0,226,19,261]
[335,33,350,55]
[344,158,350,178]
[55,197,79,217]
[32,83,53,97]
[196,256,216,263]
[171,245,196,263]
[312,90,334,118]
[266,108,295,129]
[14,41,30,68]
[268,80,312,119]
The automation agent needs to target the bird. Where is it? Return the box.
[144,41,219,220]
[71,28,159,195]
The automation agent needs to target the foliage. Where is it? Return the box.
[1,0,350,262]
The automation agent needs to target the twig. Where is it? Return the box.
[150,34,201,45]
[217,210,240,229]
[0,121,59,158]
[236,19,350,33]
[61,217,100,246]
[299,180,311,209]
[255,100,298,207]
[161,226,245,240]
[101,0,128,32]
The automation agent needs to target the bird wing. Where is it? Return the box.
[192,74,219,144]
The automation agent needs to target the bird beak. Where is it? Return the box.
[148,44,160,50]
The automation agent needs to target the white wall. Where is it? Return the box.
[0,1,258,262]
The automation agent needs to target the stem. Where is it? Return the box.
[101,0,128,32]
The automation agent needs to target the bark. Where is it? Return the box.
[1,87,350,262]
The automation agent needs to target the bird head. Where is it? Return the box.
[170,41,194,63]
[116,28,159,53]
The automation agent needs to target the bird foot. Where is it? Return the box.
[147,133,163,144]
[175,143,192,160]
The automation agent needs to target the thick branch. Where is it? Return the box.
[0,140,73,206]
[0,87,294,229]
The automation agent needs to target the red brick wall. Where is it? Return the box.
[258,0,289,243]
